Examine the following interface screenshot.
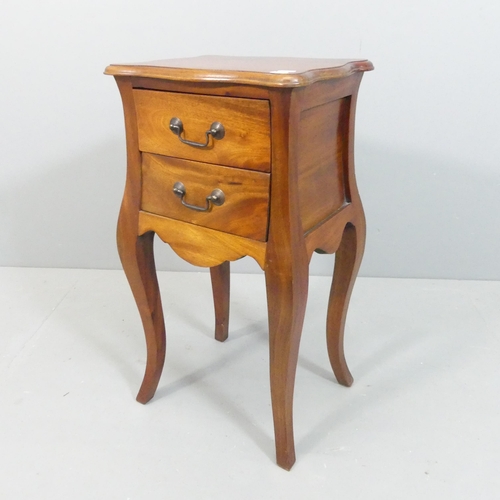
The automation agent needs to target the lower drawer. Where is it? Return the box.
[141,153,270,241]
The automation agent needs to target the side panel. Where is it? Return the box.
[297,96,351,232]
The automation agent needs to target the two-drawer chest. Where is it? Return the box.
[105,55,373,469]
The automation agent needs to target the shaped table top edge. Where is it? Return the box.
[104,55,374,87]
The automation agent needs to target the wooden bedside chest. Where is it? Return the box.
[105,55,373,470]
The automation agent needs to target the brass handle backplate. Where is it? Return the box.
[169,117,225,148]
[172,182,225,212]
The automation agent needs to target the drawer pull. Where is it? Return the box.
[172,181,225,212]
[169,117,225,148]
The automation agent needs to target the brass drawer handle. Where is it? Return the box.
[169,117,225,148]
[172,182,225,212]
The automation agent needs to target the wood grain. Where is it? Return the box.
[301,75,367,388]
[326,222,365,387]
[264,89,309,471]
[133,89,271,172]
[325,79,367,387]
[138,211,267,269]
[297,97,349,231]
[298,74,359,111]
[131,76,271,99]
[304,204,354,259]
[107,57,372,471]
[114,77,167,405]
[210,262,230,342]
[141,154,270,241]
[105,55,374,87]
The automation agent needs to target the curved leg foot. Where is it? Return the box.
[326,220,366,387]
[265,260,309,471]
[118,217,166,405]
[210,262,230,342]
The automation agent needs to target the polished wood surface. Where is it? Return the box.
[297,97,348,231]
[130,76,271,99]
[108,56,372,470]
[210,262,230,342]
[326,223,364,387]
[141,153,270,241]
[106,55,373,87]
[114,77,166,405]
[138,211,267,269]
[264,88,309,470]
[134,89,271,171]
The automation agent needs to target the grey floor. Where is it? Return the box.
[1,267,499,499]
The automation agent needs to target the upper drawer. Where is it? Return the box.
[133,90,271,172]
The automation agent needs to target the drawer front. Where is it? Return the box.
[133,90,271,172]
[141,153,270,241]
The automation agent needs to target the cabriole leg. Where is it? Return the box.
[326,219,366,387]
[265,259,309,470]
[210,261,230,342]
[117,211,166,405]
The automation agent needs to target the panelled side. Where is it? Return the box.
[296,95,351,233]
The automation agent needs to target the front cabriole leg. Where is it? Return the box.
[265,88,308,470]
[115,77,166,404]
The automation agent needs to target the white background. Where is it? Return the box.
[1,0,499,279]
